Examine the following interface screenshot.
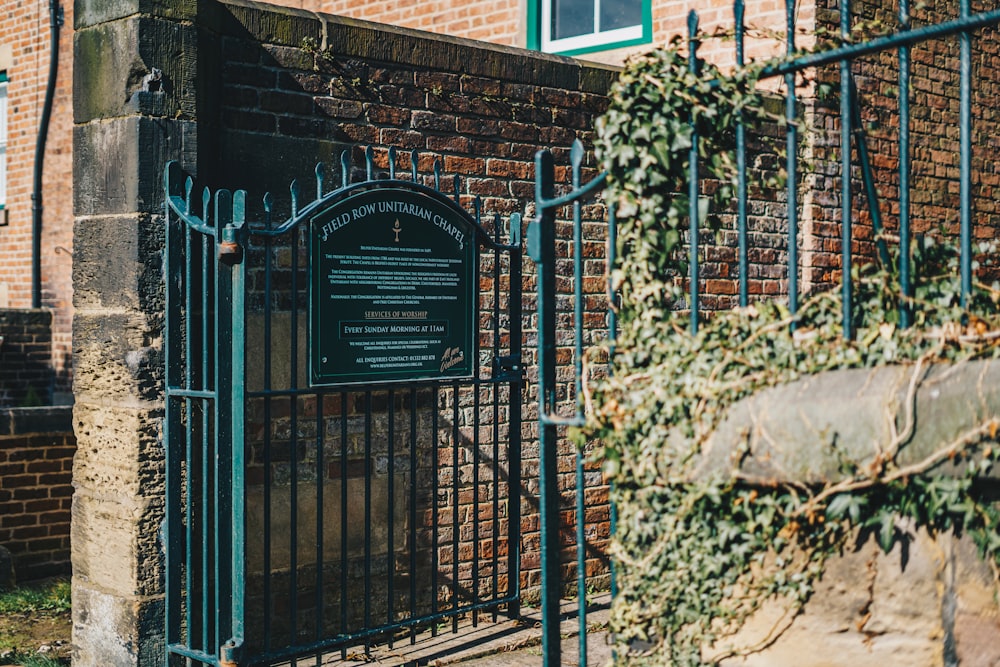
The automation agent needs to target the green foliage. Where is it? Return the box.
[0,579,71,616]
[594,37,779,323]
[586,36,1000,667]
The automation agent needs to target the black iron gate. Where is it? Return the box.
[163,148,523,666]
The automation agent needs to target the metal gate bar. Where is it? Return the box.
[165,147,524,667]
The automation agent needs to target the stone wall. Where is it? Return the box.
[0,309,55,407]
[0,406,74,582]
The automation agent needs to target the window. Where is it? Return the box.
[0,71,6,212]
[529,0,651,56]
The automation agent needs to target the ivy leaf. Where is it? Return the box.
[876,511,895,553]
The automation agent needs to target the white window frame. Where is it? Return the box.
[539,0,647,55]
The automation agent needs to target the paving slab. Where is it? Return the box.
[290,594,612,667]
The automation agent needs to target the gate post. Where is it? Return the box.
[530,149,564,666]
[72,1,206,664]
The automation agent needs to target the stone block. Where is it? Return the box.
[71,402,163,498]
[716,529,1000,667]
[72,312,163,404]
[74,17,197,123]
[74,117,198,217]
[71,487,163,597]
[75,0,197,30]
[71,581,165,667]
[72,215,164,312]
[215,0,322,47]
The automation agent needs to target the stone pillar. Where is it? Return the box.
[71,1,202,664]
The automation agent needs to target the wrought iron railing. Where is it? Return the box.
[530,1,1000,664]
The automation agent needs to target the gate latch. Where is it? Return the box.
[493,354,523,381]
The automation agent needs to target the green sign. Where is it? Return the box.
[310,186,477,385]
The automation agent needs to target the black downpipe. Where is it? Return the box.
[31,0,63,309]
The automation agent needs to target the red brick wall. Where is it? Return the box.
[0,407,74,582]
[0,0,74,392]
[0,308,54,407]
[271,0,524,47]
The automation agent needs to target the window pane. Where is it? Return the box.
[552,0,595,40]
[600,0,642,32]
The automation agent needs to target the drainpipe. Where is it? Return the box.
[31,0,63,309]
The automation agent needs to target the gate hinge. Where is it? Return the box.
[493,354,523,380]
[219,637,243,667]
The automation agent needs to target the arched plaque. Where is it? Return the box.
[310,186,477,385]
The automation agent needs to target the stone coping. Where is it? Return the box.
[0,406,74,437]
[694,359,1000,484]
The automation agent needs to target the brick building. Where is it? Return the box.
[0,0,74,399]
[1,0,764,404]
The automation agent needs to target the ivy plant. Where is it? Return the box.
[586,35,1000,667]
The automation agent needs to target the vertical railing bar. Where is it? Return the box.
[340,392,348,658]
[263,214,274,651]
[231,191,248,656]
[434,159,442,192]
[411,149,419,183]
[472,378,481,627]
[569,139,587,667]
[163,181,180,651]
[451,382,460,634]
[848,75,891,269]
[607,204,618,605]
[507,212,523,621]
[534,149,562,666]
[408,386,418,644]
[687,10,701,334]
[214,190,234,658]
[785,0,799,320]
[315,162,325,201]
[341,150,351,190]
[366,146,375,183]
[431,385,440,633]
[183,202,195,650]
[291,180,300,219]
[364,390,373,653]
[201,195,212,653]
[454,175,462,205]
[841,0,854,338]
[959,0,973,307]
[898,0,912,328]
[492,215,501,623]
[315,390,325,649]
[389,146,398,180]
[388,389,396,641]
[736,0,749,308]
[289,225,301,645]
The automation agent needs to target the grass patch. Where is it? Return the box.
[0,579,70,616]
[0,579,72,666]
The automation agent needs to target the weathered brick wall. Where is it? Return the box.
[0,0,75,391]
[0,309,54,407]
[0,406,74,582]
[799,2,1000,290]
[212,0,617,615]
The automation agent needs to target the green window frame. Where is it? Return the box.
[527,0,651,56]
[0,71,7,212]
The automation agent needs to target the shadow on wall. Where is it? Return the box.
[0,309,59,408]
